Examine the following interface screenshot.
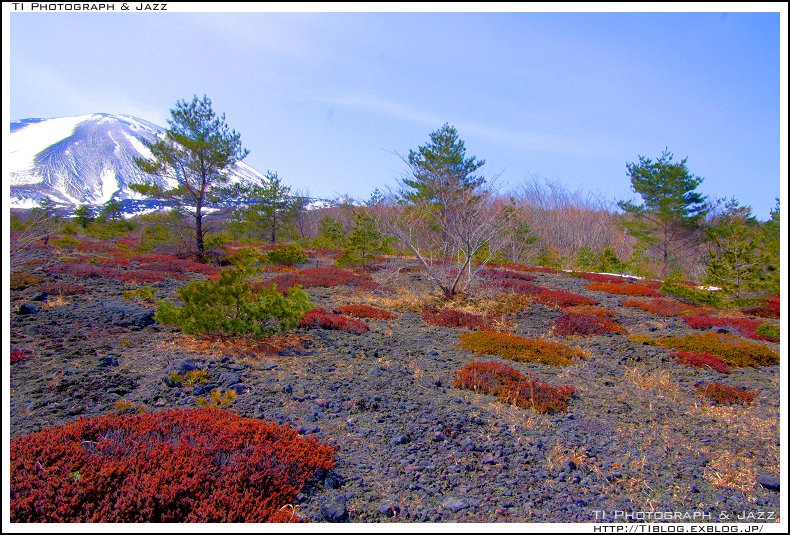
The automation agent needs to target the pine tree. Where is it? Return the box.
[133,95,249,259]
[73,204,94,229]
[705,199,773,297]
[618,148,709,278]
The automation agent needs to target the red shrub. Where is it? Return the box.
[553,312,627,336]
[75,240,117,253]
[453,361,575,413]
[561,305,619,317]
[421,307,496,330]
[10,408,335,522]
[574,272,640,284]
[336,304,395,320]
[45,263,173,283]
[483,278,597,307]
[743,295,780,319]
[694,383,757,405]
[300,307,369,334]
[453,361,527,394]
[270,267,379,293]
[683,315,768,341]
[130,253,220,277]
[586,282,662,297]
[671,351,730,374]
[532,287,598,308]
[39,282,87,295]
[11,349,33,364]
[622,298,697,317]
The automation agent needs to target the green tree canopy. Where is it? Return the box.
[403,123,485,204]
[133,94,249,259]
[617,148,709,278]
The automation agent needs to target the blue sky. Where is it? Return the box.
[6,6,783,219]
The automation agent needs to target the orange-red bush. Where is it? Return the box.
[670,351,730,374]
[336,304,395,320]
[10,408,335,522]
[459,331,588,366]
[421,307,496,330]
[453,361,575,413]
[45,263,173,283]
[694,383,756,405]
[585,282,662,297]
[553,312,627,336]
[300,307,369,334]
[622,298,697,317]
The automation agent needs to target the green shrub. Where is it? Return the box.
[264,244,308,266]
[659,281,724,307]
[155,261,313,339]
[122,286,157,302]
[755,323,780,342]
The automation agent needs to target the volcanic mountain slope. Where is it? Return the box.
[9,113,265,208]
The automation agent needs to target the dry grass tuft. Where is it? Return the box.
[703,450,757,493]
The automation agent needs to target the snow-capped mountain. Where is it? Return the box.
[9,113,266,210]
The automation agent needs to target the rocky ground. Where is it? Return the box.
[9,248,782,523]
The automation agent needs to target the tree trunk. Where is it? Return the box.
[195,202,205,260]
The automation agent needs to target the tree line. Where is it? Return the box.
[11,94,780,301]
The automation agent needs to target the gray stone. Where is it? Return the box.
[101,301,155,330]
[378,501,401,517]
[442,496,471,512]
[18,303,38,315]
[320,494,348,522]
[757,474,779,491]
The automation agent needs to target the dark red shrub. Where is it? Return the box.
[670,351,730,374]
[300,307,369,334]
[10,408,335,522]
[694,383,757,405]
[10,349,33,364]
[574,272,640,284]
[453,361,575,413]
[336,304,395,320]
[553,312,627,336]
[531,287,598,308]
[421,307,496,330]
[270,267,379,293]
[622,298,697,317]
[683,315,768,341]
[743,295,780,319]
[130,253,220,277]
[586,282,662,297]
[39,282,87,296]
[453,361,526,394]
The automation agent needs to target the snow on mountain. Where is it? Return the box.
[9,113,267,209]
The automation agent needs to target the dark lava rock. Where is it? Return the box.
[441,496,471,512]
[171,358,203,375]
[30,292,48,302]
[18,303,38,315]
[220,372,242,387]
[227,383,250,395]
[101,301,155,330]
[320,494,348,522]
[757,474,779,491]
[391,435,410,446]
[99,356,119,367]
[378,501,401,517]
